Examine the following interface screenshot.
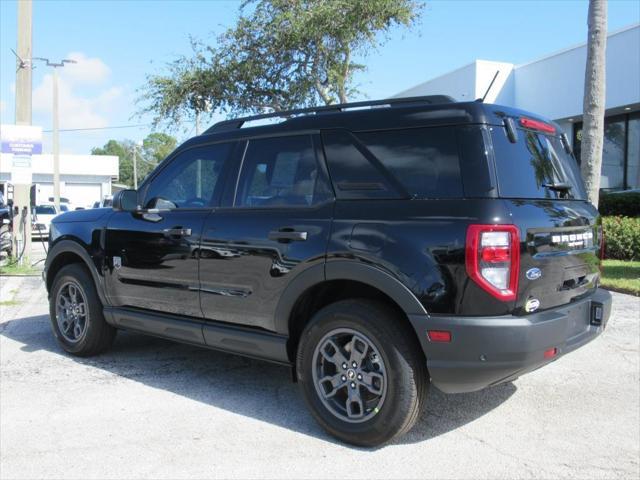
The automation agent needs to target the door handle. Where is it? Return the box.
[268,230,308,242]
[163,227,192,237]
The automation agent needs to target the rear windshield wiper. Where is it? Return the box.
[542,182,572,192]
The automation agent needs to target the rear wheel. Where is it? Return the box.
[296,299,428,447]
[49,263,115,356]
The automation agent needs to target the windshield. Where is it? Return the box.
[490,125,587,200]
[59,204,69,212]
[36,205,56,215]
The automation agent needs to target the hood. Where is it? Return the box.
[52,207,111,224]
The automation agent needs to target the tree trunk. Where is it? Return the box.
[580,0,608,208]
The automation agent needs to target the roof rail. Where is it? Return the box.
[204,95,455,134]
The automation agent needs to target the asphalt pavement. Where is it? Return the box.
[0,275,638,479]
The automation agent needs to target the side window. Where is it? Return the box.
[143,143,233,209]
[236,135,329,207]
[321,130,402,199]
[356,127,463,198]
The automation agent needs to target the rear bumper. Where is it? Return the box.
[408,288,612,394]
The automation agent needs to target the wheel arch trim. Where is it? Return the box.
[45,239,108,305]
[274,260,428,335]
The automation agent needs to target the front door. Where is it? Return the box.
[199,134,334,331]
[105,142,235,318]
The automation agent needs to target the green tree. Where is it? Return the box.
[91,133,177,188]
[138,0,422,128]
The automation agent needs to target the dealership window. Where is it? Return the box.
[573,111,640,190]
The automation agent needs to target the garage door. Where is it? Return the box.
[64,183,102,209]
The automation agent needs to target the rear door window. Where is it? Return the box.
[490,125,587,200]
[235,135,331,207]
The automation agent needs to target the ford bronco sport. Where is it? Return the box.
[44,96,612,446]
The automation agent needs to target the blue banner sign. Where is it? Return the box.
[1,124,43,155]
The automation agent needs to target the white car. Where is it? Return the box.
[32,204,59,238]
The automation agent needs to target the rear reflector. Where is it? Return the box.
[427,330,451,343]
[519,117,556,134]
[544,347,557,359]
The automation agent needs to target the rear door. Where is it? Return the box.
[199,134,334,331]
[105,142,234,317]
[489,119,601,313]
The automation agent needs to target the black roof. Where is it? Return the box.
[186,95,557,149]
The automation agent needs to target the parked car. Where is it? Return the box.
[92,195,113,209]
[44,96,612,447]
[32,204,59,239]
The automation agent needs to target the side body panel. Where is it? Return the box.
[103,210,209,318]
[327,199,514,317]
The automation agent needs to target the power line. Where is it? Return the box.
[42,123,151,133]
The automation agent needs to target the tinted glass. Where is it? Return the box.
[601,119,626,189]
[144,143,232,209]
[491,125,587,200]
[236,135,329,207]
[356,127,463,198]
[627,114,640,189]
[321,130,402,199]
[59,204,69,212]
[36,205,56,215]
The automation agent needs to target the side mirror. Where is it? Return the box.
[112,189,139,212]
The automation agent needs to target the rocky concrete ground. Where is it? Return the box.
[1,275,638,479]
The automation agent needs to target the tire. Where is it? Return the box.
[296,299,428,447]
[49,263,116,356]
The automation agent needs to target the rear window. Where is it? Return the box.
[490,125,587,200]
[36,205,56,215]
[356,127,463,199]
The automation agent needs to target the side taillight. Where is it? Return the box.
[466,224,520,301]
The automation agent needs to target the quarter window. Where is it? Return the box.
[235,136,329,207]
[143,143,233,209]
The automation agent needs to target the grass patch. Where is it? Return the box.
[601,260,640,296]
[0,260,40,276]
[0,299,19,307]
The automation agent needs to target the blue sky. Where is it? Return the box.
[1,0,639,154]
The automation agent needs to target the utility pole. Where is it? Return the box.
[133,142,138,189]
[14,0,33,259]
[33,57,77,210]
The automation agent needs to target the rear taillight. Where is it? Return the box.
[466,224,520,301]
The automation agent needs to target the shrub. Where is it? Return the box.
[602,216,640,261]
[599,191,640,217]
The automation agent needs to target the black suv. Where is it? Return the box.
[44,96,612,446]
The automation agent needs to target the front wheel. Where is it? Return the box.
[49,263,116,356]
[296,299,428,447]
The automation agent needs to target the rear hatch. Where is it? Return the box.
[489,116,602,313]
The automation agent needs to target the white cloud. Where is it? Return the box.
[61,52,111,86]
[32,52,123,130]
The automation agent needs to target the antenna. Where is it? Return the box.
[478,70,500,103]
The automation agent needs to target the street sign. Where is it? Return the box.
[0,124,42,155]
[0,124,41,185]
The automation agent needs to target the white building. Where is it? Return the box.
[0,153,119,208]
[395,24,640,191]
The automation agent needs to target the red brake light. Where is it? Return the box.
[481,246,511,263]
[519,117,556,134]
[466,224,520,302]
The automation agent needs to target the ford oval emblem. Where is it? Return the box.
[526,268,542,280]
[525,298,540,313]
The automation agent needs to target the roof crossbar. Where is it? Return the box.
[204,95,455,134]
